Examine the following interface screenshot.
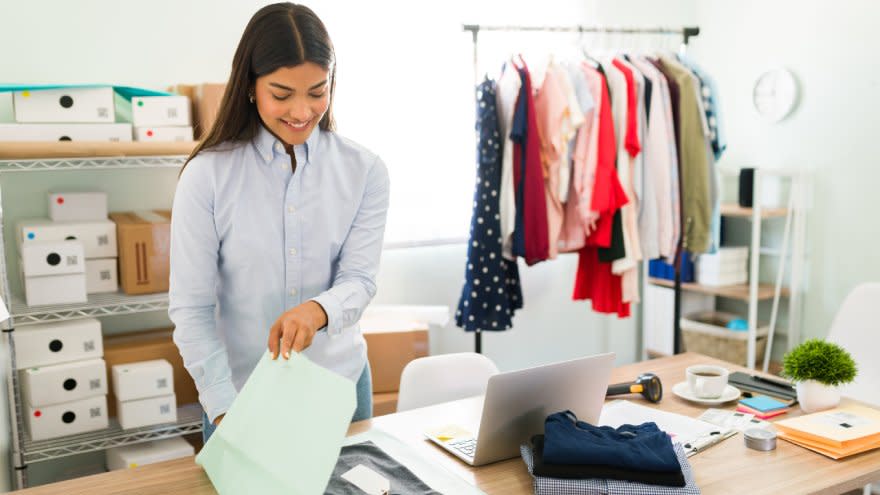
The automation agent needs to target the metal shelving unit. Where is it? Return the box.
[0,146,189,489]
[22,404,202,464]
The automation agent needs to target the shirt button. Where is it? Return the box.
[290,288,297,296]
[274,142,284,153]
[289,248,297,256]
[279,163,286,170]
[264,154,272,162]
[287,206,296,213]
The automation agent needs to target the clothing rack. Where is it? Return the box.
[463,23,700,355]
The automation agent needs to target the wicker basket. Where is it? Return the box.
[680,311,768,366]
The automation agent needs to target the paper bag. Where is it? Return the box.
[196,352,356,494]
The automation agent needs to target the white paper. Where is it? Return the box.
[341,465,390,495]
[699,408,773,432]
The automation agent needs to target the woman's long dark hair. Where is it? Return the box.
[182,3,335,171]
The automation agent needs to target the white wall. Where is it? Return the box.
[687,0,880,351]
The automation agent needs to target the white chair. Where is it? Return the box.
[825,282,880,495]
[396,352,499,412]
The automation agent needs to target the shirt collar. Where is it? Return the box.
[253,123,320,165]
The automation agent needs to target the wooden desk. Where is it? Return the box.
[12,353,880,495]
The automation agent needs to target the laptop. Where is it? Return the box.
[424,352,615,466]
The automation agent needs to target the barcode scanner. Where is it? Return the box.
[607,373,663,403]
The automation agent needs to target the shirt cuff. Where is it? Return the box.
[310,292,343,337]
[200,378,238,424]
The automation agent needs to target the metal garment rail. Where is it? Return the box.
[462,23,700,355]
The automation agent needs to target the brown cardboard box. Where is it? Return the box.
[110,210,171,295]
[103,327,198,418]
[372,392,398,417]
[363,323,429,393]
[194,83,226,139]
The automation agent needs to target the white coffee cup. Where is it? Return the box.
[686,365,729,399]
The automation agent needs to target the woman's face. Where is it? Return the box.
[254,62,330,146]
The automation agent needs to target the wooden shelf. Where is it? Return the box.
[0,140,197,159]
[720,203,788,219]
[648,277,790,301]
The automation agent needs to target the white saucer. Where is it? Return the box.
[672,382,741,405]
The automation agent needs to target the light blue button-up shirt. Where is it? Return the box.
[169,125,390,422]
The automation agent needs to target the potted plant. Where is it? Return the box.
[782,339,857,413]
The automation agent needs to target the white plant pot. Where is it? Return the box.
[796,380,841,413]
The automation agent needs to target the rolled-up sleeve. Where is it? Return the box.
[311,155,390,336]
[168,156,236,423]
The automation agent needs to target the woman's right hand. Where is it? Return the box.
[213,414,225,426]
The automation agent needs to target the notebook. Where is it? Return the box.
[736,404,788,420]
[739,396,789,413]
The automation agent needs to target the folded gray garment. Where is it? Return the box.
[325,440,441,495]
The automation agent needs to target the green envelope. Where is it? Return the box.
[196,352,356,495]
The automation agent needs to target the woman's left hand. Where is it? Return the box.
[268,301,328,359]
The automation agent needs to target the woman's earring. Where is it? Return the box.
[248,93,255,104]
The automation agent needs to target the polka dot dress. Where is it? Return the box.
[456,78,523,332]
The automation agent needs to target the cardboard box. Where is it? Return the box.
[103,328,198,417]
[20,240,85,277]
[133,126,193,142]
[194,83,225,138]
[49,192,108,222]
[85,257,118,294]
[14,318,102,369]
[106,436,194,470]
[0,123,132,142]
[112,359,173,402]
[372,392,398,417]
[21,358,108,407]
[117,393,177,430]
[14,87,115,123]
[116,95,191,127]
[20,219,117,259]
[362,322,429,393]
[26,395,109,441]
[110,211,171,295]
[23,272,88,307]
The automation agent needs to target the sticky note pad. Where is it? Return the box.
[739,396,789,413]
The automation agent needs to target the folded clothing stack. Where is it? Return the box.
[520,411,700,494]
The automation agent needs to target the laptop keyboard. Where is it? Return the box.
[447,437,476,458]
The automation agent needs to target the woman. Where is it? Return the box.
[169,3,390,442]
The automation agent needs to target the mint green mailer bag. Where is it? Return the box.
[196,352,356,494]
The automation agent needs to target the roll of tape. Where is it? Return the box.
[744,428,777,451]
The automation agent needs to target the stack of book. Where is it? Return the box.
[774,405,880,459]
[737,396,791,419]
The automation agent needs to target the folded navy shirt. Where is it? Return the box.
[542,410,680,473]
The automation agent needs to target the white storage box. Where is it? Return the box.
[121,96,191,126]
[133,126,193,142]
[20,219,117,259]
[14,87,115,123]
[22,358,108,407]
[112,359,173,402]
[48,192,108,222]
[23,272,88,307]
[20,240,85,278]
[85,258,118,294]
[117,394,177,430]
[106,436,194,470]
[0,123,132,142]
[14,318,103,369]
[26,395,109,441]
